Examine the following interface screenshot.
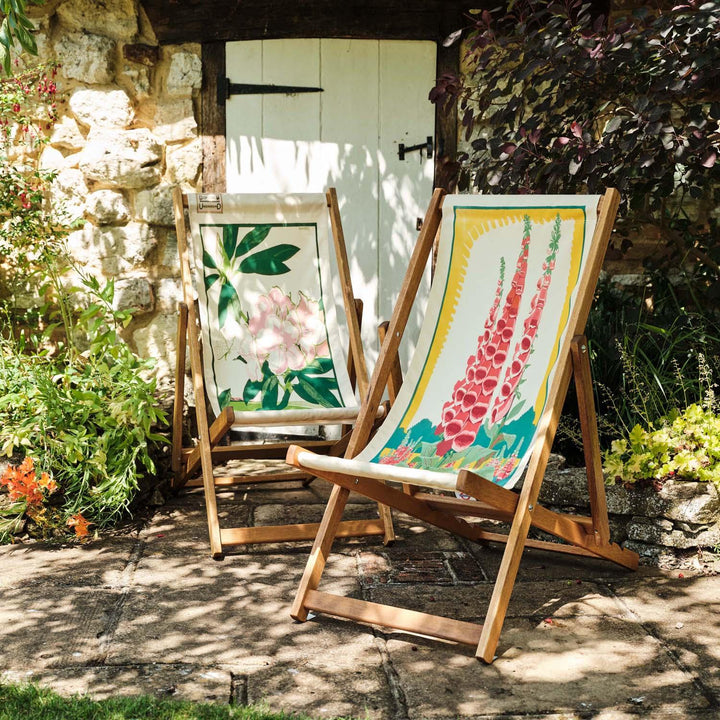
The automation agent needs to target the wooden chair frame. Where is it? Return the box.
[172,187,394,558]
[286,188,638,662]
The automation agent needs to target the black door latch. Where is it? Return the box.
[398,136,433,161]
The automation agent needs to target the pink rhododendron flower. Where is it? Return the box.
[239,288,330,380]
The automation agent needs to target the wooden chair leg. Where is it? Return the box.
[571,335,611,544]
[291,483,351,622]
[171,302,189,485]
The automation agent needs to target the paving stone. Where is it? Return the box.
[367,580,620,621]
[131,551,356,590]
[0,586,118,669]
[385,615,709,718]
[385,512,466,552]
[610,574,720,698]
[468,540,645,582]
[0,664,230,704]
[106,557,360,668]
[139,497,251,557]
[0,538,137,588]
[245,637,393,720]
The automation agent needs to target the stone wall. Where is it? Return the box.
[540,456,720,564]
[28,0,201,381]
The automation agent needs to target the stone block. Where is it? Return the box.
[54,32,115,85]
[166,138,201,185]
[113,277,154,313]
[50,168,88,221]
[85,222,158,273]
[538,467,589,508]
[165,49,202,96]
[123,43,160,66]
[85,189,130,224]
[627,517,720,549]
[135,184,175,226]
[657,479,720,524]
[121,64,151,99]
[153,98,197,142]
[79,129,162,189]
[155,278,182,312]
[69,87,134,130]
[49,116,85,151]
[161,231,179,270]
[56,0,138,40]
[132,312,178,378]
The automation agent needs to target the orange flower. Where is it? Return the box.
[0,458,55,507]
[67,513,92,539]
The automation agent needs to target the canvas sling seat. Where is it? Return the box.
[172,188,394,558]
[287,188,639,662]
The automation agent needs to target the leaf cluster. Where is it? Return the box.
[232,356,341,411]
[203,224,300,327]
[435,1,720,244]
[0,279,167,538]
[603,403,720,489]
[0,0,41,75]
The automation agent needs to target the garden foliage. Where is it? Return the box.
[604,403,720,490]
[0,59,167,542]
[432,1,720,468]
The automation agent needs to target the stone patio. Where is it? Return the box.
[1,468,719,719]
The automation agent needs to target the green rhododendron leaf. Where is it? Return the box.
[301,357,334,376]
[292,375,341,408]
[235,225,271,259]
[242,379,263,404]
[217,282,240,328]
[261,375,279,410]
[217,388,232,409]
[203,250,218,270]
[204,272,220,291]
[239,244,300,276]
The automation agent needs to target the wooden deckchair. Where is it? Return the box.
[286,189,639,662]
[172,188,394,558]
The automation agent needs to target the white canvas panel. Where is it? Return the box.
[186,193,356,418]
[358,195,601,490]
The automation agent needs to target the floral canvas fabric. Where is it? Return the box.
[358,195,600,489]
[187,193,355,417]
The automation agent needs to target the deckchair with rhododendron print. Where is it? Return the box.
[286,189,638,662]
[172,189,394,558]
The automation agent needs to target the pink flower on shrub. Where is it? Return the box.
[238,288,329,380]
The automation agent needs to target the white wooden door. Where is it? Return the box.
[225,39,436,368]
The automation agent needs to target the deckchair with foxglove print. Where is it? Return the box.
[171,188,394,558]
[286,188,638,662]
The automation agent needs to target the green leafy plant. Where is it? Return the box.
[0,279,167,541]
[432,0,720,309]
[603,402,720,490]
[0,59,167,543]
[0,1,41,75]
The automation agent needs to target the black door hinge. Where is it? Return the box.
[218,76,323,105]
